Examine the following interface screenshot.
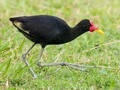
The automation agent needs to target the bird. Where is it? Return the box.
[9,15,104,78]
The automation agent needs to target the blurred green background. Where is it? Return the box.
[0,0,120,89]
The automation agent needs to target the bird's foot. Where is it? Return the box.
[29,67,37,79]
[36,62,87,71]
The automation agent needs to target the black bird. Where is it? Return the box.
[9,15,104,78]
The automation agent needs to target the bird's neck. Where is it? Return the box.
[68,25,87,41]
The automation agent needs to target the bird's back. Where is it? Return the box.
[10,15,71,45]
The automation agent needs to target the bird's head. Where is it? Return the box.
[80,19,104,35]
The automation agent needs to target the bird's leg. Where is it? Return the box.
[36,47,86,71]
[36,47,44,66]
[22,43,37,78]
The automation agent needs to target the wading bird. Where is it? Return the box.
[9,15,104,78]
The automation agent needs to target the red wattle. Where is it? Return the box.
[89,21,98,32]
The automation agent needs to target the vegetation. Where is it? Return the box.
[0,0,120,89]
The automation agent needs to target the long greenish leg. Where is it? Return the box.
[22,43,37,78]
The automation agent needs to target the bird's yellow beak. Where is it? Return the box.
[95,29,104,35]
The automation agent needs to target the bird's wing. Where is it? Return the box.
[10,15,70,43]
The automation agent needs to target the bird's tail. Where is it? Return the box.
[9,16,33,36]
[9,17,16,22]
[9,16,27,22]
[9,17,26,31]
[9,16,38,40]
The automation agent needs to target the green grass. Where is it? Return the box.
[0,0,120,89]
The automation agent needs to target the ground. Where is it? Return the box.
[0,0,120,90]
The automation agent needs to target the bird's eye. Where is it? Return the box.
[88,24,90,26]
